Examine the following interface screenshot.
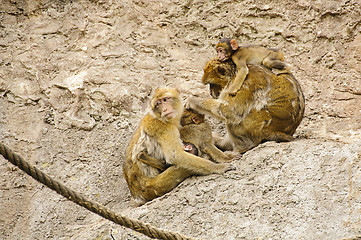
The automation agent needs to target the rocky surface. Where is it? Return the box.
[0,0,360,239]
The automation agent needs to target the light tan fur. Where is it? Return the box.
[123,88,232,204]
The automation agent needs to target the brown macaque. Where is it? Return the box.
[123,88,232,205]
[186,58,305,154]
[180,108,235,163]
[216,38,292,95]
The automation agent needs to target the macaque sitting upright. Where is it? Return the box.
[123,88,232,204]
[216,38,292,95]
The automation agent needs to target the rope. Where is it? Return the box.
[0,142,196,240]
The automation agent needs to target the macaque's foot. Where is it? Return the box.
[273,68,290,75]
[224,163,236,172]
[224,151,239,160]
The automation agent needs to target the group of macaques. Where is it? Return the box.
[123,38,305,205]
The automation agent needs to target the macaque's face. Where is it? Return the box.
[183,142,199,156]
[154,96,177,120]
[216,46,231,61]
[151,88,182,121]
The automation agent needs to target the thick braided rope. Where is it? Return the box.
[0,142,196,240]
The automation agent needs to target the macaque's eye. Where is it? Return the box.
[163,97,171,102]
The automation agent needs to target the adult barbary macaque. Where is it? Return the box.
[123,88,232,204]
[216,38,292,95]
[180,108,234,163]
[186,59,305,154]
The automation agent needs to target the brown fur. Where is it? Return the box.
[180,109,234,163]
[187,59,305,154]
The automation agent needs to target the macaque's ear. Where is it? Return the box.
[229,39,238,50]
[192,116,202,125]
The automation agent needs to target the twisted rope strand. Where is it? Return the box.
[0,142,196,240]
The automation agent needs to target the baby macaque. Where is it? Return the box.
[216,38,292,95]
[180,108,235,163]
